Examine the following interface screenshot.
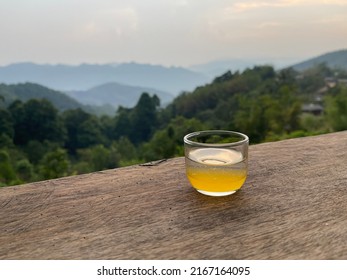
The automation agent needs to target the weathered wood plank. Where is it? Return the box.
[1,131,347,259]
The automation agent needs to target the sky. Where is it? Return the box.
[1,0,347,67]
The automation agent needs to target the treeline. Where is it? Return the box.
[1,64,347,186]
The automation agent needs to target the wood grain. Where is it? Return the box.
[1,131,347,259]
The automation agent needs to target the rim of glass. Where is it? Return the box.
[184,130,249,147]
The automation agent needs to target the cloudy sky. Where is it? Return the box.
[1,0,347,67]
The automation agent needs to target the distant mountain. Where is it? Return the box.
[189,59,262,79]
[110,63,209,94]
[0,62,209,95]
[189,57,299,79]
[0,82,82,111]
[190,50,347,78]
[66,82,174,108]
[291,49,347,71]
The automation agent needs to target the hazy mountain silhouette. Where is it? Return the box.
[189,57,300,78]
[0,62,209,95]
[291,49,347,71]
[66,82,174,108]
[0,82,83,111]
[1,49,346,113]
[189,59,266,78]
[189,50,347,77]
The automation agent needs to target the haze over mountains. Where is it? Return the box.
[0,83,82,111]
[0,62,208,111]
[189,57,299,79]
[0,49,346,113]
[66,82,174,108]
[291,49,347,71]
[0,62,208,94]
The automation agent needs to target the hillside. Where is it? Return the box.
[0,83,82,111]
[0,62,209,95]
[2,63,347,188]
[291,49,347,71]
[66,82,174,108]
[188,58,288,79]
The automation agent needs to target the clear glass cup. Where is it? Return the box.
[184,130,249,196]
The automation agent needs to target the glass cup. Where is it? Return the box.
[184,130,249,196]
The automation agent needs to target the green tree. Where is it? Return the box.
[99,115,115,145]
[0,108,14,139]
[325,86,347,131]
[113,106,132,140]
[62,108,105,153]
[297,63,332,94]
[130,93,160,144]
[23,140,60,164]
[277,67,298,85]
[9,99,66,145]
[7,100,25,143]
[77,144,120,172]
[0,150,17,186]
[233,95,267,143]
[24,98,65,143]
[300,113,326,133]
[141,129,176,161]
[112,137,139,166]
[38,148,70,180]
[233,87,302,143]
[15,159,35,182]
[0,133,14,150]
[142,116,206,161]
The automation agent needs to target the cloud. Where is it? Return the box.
[229,0,347,13]
[81,7,138,38]
[174,0,189,7]
[198,0,347,61]
[256,21,283,29]
[1,0,346,66]
[106,7,138,36]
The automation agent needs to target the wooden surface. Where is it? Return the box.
[1,131,347,260]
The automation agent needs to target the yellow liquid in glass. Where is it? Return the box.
[186,148,247,196]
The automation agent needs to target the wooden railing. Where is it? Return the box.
[1,131,347,259]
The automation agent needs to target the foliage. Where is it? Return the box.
[62,108,105,154]
[38,148,70,180]
[113,93,160,144]
[9,99,66,145]
[0,150,18,185]
[141,116,206,161]
[0,109,14,139]
[77,144,119,171]
[1,82,82,110]
[0,65,346,187]
[15,159,34,182]
[324,86,347,131]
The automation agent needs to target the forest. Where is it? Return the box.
[1,64,347,187]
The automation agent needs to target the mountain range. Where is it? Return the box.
[0,83,82,111]
[188,57,299,79]
[0,49,346,113]
[0,62,208,95]
[65,82,174,108]
[291,49,347,71]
